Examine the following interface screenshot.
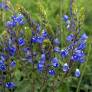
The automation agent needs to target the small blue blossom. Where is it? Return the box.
[42,30,48,37]
[80,33,88,42]
[51,57,59,67]
[18,37,25,46]
[67,44,74,50]
[37,63,44,72]
[8,46,16,56]
[54,47,60,53]
[14,14,24,23]
[63,15,69,21]
[60,49,68,58]
[10,61,16,68]
[6,21,16,28]
[0,60,4,64]
[63,63,69,72]
[0,61,6,71]
[19,20,25,25]
[40,54,46,62]
[77,42,86,50]
[39,60,44,65]
[0,64,6,71]
[71,50,85,62]
[52,63,59,68]
[53,38,60,45]
[36,36,44,44]
[31,37,37,43]
[23,47,30,53]
[75,69,80,77]
[79,58,85,63]
[5,82,15,89]
[11,15,17,20]
[66,34,74,42]
[71,54,79,61]
[49,69,55,76]
[0,55,6,61]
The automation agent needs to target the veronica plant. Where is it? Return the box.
[0,0,88,92]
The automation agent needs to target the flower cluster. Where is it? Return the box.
[62,15,88,77]
[0,54,16,89]
[6,14,25,28]
[0,1,88,91]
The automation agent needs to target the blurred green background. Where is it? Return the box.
[0,0,92,92]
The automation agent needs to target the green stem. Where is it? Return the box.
[32,63,35,92]
[40,58,49,92]
[52,78,55,92]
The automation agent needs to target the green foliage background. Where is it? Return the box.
[0,0,92,92]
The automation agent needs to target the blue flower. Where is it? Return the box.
[0,54,6,61]
[71,54,79,61]
[71,50,85,62]
[36,36,44,44]
[42,30,48,37]
[77,42,86,50]
[40,54,46,62]
[0,60,6,71]
[8,46,16,56]
[66,34,74,42]
[37,63,44,72]
[6,21,16,28]
[31,37,37,43]
[19,20,25,25]
[63,63,69,72]
[53,38,60,45]
[75,69,80,77]
[54,47,60,53]
[14,14,24,23]
[80,33,88,42]
[18,37,25,46]
[79,58,85,63]
[0,64,6,71]
[11,15,17,20]
[49,69,55,76]
[23,47,30,53]
[6,14,24,28]
[51,57,59,67]
[0,60,4,65]
[5,82,15,89]
[63,15,69,21]
[10,61,16,68]
[60,49,68,58]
